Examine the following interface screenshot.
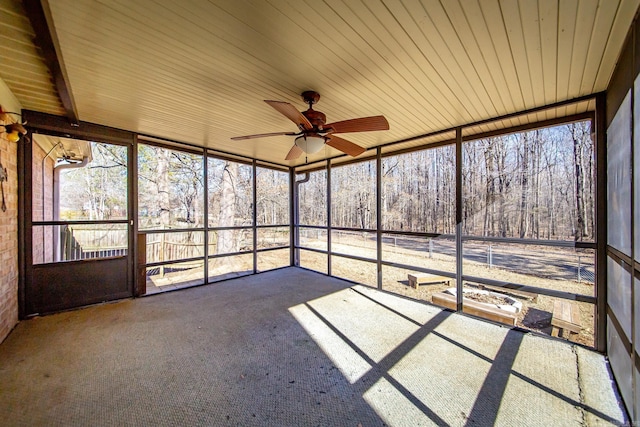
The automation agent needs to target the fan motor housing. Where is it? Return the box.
[302,108,326,129]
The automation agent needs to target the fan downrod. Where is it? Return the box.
[300,91,326,129]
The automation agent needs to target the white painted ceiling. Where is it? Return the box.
[0,0,638,166]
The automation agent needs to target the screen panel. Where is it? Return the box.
[607,93,632,255]
[607,256,632,340]
[635,76,640,261]
[138,144,204,230]
[607,316,633,413]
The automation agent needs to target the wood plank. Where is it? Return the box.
[38,0,634,168]
[136,233,147,297]
[556,0,578,118]
[0,22,39,47]
[0,7,35,35]
[478,0,525,111]
[17,100,64,115]
[51,0,416,163]
[500,0,534,109]
[341,0,461,127]
[551,300,581,333]
[460,0,515,115]
[235,0,434,133]
[408,273,451,289]
[23,0,78,123]
[579,0,618,95]
[415,0,492,119]
[566,0,598,97]
[593,0,640,91]
[441,0,506,116]
[432,292,517,326]
[571,304,581,326]
[1,71,55,87]
[539,0,559,107]
[476,283,538,301]
[519,0,545,109]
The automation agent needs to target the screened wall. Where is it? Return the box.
[294,115,599,349]
[134,141,291,295]
[604,16,640,421]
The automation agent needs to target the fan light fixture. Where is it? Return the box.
[294,134,325,154]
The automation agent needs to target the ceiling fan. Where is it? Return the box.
[231,91,389,160]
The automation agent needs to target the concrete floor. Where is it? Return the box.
[0,267,628,426]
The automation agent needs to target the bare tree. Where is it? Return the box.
[518,133,530,238]
[217,161,238,253]
[571,123,588,240]
[156,148,171,226]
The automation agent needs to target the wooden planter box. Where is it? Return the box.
[432,292,517,326]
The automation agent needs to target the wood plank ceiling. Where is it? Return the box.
[1,0,638,166]
[0,0,63,114]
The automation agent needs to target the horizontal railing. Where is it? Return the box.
[295,223,596,305]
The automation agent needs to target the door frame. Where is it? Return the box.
[19,111,137,318]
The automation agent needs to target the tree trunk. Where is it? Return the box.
[519,134,530,238]
[532,131,540,239]
[157,149,171,226]
[218,161,238,253]
[483,140,496,236]
[571,124,587,240]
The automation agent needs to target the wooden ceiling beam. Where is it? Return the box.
[22,0,78,125]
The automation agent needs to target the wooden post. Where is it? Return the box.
[160,229,165,277]
[136,233,146,296]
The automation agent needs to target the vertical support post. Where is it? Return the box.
[291,171,309,267]
[429,238,433,258]
[136,233,147,296]
[488,244,493,269]
[327,160,332,276]
[203,149,209,283]
[290,168,296,267]
[633,88,638,427]
[160,230,165,277]
[131,135,140,295]
[630,36,638,421]
[376,147,383,289]
[252,160,258,274]
[456,127,463,311]
[18,130,29,319]
[595,93,607,352]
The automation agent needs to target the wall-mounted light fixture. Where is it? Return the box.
[0,105,26,142]
[2,123,26,143]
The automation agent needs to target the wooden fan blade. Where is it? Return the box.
[326,135,366,157]
[231,131,296,141]
[265,100,313,130]
[326,115,389,134]
[285,144,303,160]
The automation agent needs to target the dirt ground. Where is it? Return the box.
[146,238,595,347]
[301,238,596,348]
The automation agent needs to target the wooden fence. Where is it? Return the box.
[145,232,205,263]
[63,225,128,261]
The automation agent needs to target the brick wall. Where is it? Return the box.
[32,142,54,264]
[0,120,18,342]
[0,79,22,343]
